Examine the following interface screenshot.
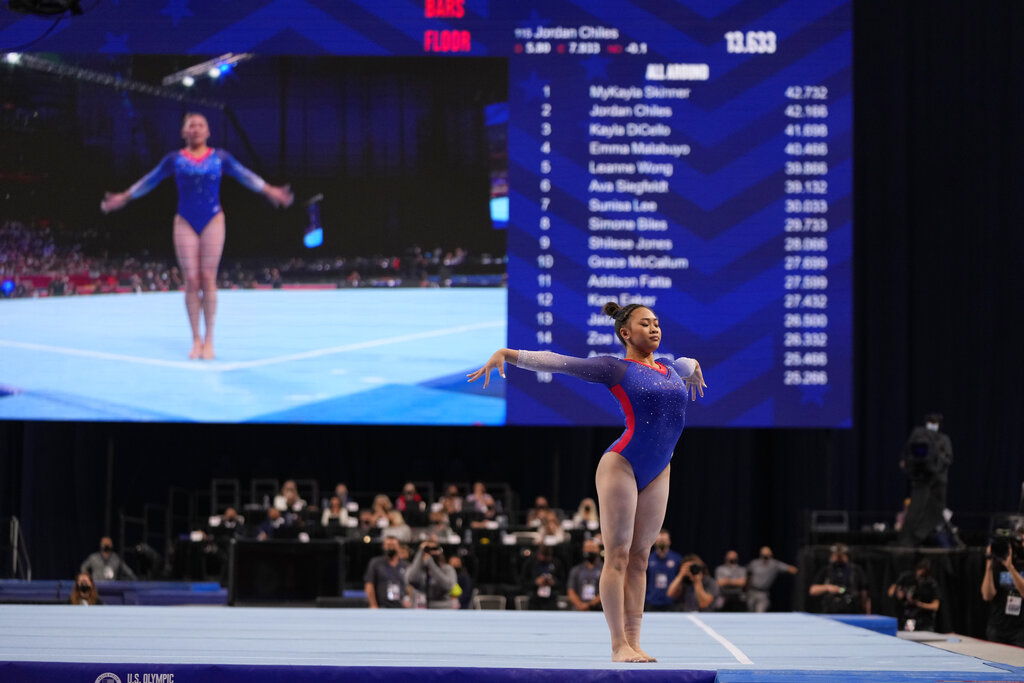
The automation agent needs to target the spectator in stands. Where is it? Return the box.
[465,481,495,514]
[438,485,463,514]
[526,496,553,527]
[448,554,473,610]
[364,536,409,609]
[568,538,604,611]
[645,530,682,612]
[714,550,748,612]
[383,510,413,543]
[746,546,797,613]
[469,503,500,529]
[81,536,137,583]
[320,496,348,529]
[521,544,564,610]
[333,483,353,509]
[257,507,286,540]
[70,572,102,605]
[407,539,457,609]
[208,507,245,539]
[537,509,567,545]
[396,482,427,526]
[667,554,718,612]
[809,543,871,614]
[360,494,394,532]
[889,558,940,631]
[273,480,306,514]
[573,497,600,528]
[981,537,1024,646]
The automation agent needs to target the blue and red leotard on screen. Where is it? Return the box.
[127,148,266,233]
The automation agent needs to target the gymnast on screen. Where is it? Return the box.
[468,302,706,662]
[100,112,293,360]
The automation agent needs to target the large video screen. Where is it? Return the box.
[0,0,851,427]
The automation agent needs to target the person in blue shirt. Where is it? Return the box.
[101,112,293,360]
[645,529,682,611]
[469,301,706,662]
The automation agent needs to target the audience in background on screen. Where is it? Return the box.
[321,496,349,528]
[567,538,604,611]
[364,536,409,609]
[257,508,286,541]
[273,480,307,514]
[465,481,495,514]
[521,544,564,610]
[80,536,137,583]
[572,497,599,529]
[69,572,103,605]
[407,538,458,609]
[746,546,797,613]
[668,553,718,612]
[714,550,748,612]
[645,529,682,612]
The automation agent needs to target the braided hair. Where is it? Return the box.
[602,301,647,350]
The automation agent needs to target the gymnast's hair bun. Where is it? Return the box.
[602,302,622,318]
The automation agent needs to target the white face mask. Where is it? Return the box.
[925,422,939,432]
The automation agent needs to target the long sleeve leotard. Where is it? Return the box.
[127,148,266,234]
[515,351,697,489]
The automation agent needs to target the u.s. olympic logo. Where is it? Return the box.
[95,674,121,683]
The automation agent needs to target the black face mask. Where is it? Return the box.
[77,583,91,591]
[585,552,599,563]
[100,546,113,553]
[833,561,846,570]
[761,555,771,561]
[656,543,668,552]
[385,548,397,558]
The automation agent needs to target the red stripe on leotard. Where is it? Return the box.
[180,147,215,163]
[608,384,635,453]
[623,358,668,375]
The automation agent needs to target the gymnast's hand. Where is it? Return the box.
[264,183,294,208]
[101,191,129,214]
[684,361,707,400]
[466,349,509,388]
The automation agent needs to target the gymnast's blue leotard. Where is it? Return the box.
[127,148,266,234]
[515,350,697,490]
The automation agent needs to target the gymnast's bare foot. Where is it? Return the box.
[630,645,657,662]
[611,645,647,663]
[201,341,215,360]
[189,340,203,360]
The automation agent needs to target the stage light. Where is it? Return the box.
[181,75,195,87]
[4,53,22,64]
[208,67,221,79]
[162,53,253,87]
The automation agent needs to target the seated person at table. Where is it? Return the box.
[273,480,307,514]
[320,496,349,528]
[81,536,137,583]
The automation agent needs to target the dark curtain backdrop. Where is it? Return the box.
[2,2,1023,612]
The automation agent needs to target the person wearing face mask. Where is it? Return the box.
[714,550,748,612]
[899,413,954,546]
[568,539,605,611]
[363,536,410,608]
[645,530,682,612]
[809,543,871,614]
[80,536,137,584]
[69,572,103,605]
[746,546,797,613]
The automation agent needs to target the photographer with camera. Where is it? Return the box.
[981,534,1024,646]
[667,553,718,612]
[809,543,871,614]
[520,544,565,610]
[407,538,457,609]
[898,413,954,546]
[887,558,940,631]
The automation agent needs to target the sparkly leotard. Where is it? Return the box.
[516,351,696,490]
[127,148,266,234]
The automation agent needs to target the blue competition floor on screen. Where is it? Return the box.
[0,288,507,424]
